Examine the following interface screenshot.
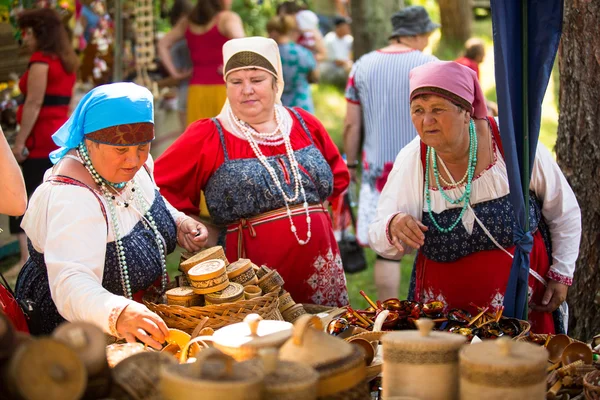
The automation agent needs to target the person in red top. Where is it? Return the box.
[454,38,485,80]
[158,0,245,127]
[7,8,78,275]
[155,37,350,306]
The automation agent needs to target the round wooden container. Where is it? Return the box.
[205,282,245,305]
[257,270,285,294]
[52,321,108,377]
[244,285,263,300]
[112,351,177,400]
[166,286,203,307]
[106,342,148,368]
[382,318,466,400]
[255,265,271,279]
[160,348,264,400]
[278,290,296,313]
[187,259,229,294]
[227,258,259,286]
[260,348,319,400]
[282,303,307,323]
[279,315,368,398]
[459,338,547,400]
[175,274,191,287]
[180,246,229,274]
[6,338,87,400]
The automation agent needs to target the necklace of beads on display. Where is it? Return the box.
[77,142,167,298]
[425,119,478,233]
[230,109,312,246]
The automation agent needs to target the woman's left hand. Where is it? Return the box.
[530,280,568,313]
[177,217,209,252]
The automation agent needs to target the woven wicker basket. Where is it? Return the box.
[143,290,281,334]
[584,369,600,400]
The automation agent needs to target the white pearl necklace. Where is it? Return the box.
[227,107,311,246]
[77,144,168,298]
[226,103,293,146]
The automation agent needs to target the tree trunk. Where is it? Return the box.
[437,0,472,47]
[350,0,404,59]
[555,0,600,342]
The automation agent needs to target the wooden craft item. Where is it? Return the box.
[279,315,368,397]
[112,351,177,400]
[6,338,87,400]
[278,290,296,312]
[260,348,319,400]
[205,282,245,305]
[459,337,547,400]
[243,285,263,300]
[160,348,264,400]
[106,343,147,368]
[382,318,465,400]
[257,270,285,294]
[52,321,108,377]
[166,286,203,307]
[227,258,259,286]
[0,312,16,360]
[187,259,229,294]
[282,303,307,323]
[180,246,229,274]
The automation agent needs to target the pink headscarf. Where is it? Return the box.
[409,61,487,119]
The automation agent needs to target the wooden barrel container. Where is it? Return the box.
[381,319,465,400]
[112,351,177,400]
[187,259,229,294]
[257,270,285,294]
[459,338,547,400]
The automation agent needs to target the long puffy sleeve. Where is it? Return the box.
[368,137,424,259]
[530,143,581,285]
[294,108,350,200]
[41,187,134,334]
[154,119,225,216]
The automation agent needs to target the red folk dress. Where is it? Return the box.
[17,51,76,159]
[155,107,350,306]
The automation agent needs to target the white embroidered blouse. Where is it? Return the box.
[368,135,581,285]
[21,155,185,335]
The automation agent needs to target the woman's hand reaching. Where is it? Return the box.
[116,303,169,350]
[388,212,428,253]
[177,216,209,252]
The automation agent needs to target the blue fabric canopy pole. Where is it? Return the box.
[490,0,563,320]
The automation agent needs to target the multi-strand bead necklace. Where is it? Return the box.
[226,104,311,245]
[77,142,167,298]
[425,119,478,233]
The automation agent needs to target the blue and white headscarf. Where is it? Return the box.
[50,82,155,164]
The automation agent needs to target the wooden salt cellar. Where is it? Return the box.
[459,337,547,400]
[259,348,319,400]
[381,318,466,400]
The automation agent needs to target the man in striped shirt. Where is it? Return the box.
[343,6,438,300]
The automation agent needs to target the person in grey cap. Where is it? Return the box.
[343,5,438,300]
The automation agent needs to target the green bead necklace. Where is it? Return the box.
[425,119,478,233]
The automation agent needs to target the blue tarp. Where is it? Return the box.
[490,0,563,319]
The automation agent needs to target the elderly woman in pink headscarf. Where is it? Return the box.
[368,61,581,334]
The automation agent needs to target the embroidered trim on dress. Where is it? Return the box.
[547,270,573,286]
[108,303,129,338]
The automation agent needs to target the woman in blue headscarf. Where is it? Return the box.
[14,83,208,346]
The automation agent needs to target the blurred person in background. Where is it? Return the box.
[267,14,318,113]
[455,38,485,80]
[158,0,244,127]
[167,0,193,130]
[312,0,350,36]
[277,3,327,62]
[7,8,78,277]
[320,15,353,89]
[343,6,438,300]
[0,127,27,216]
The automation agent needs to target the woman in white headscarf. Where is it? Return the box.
[155,37,350,307]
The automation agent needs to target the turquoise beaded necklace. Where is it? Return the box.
[77,142,167,298]
[425,119,478,233]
